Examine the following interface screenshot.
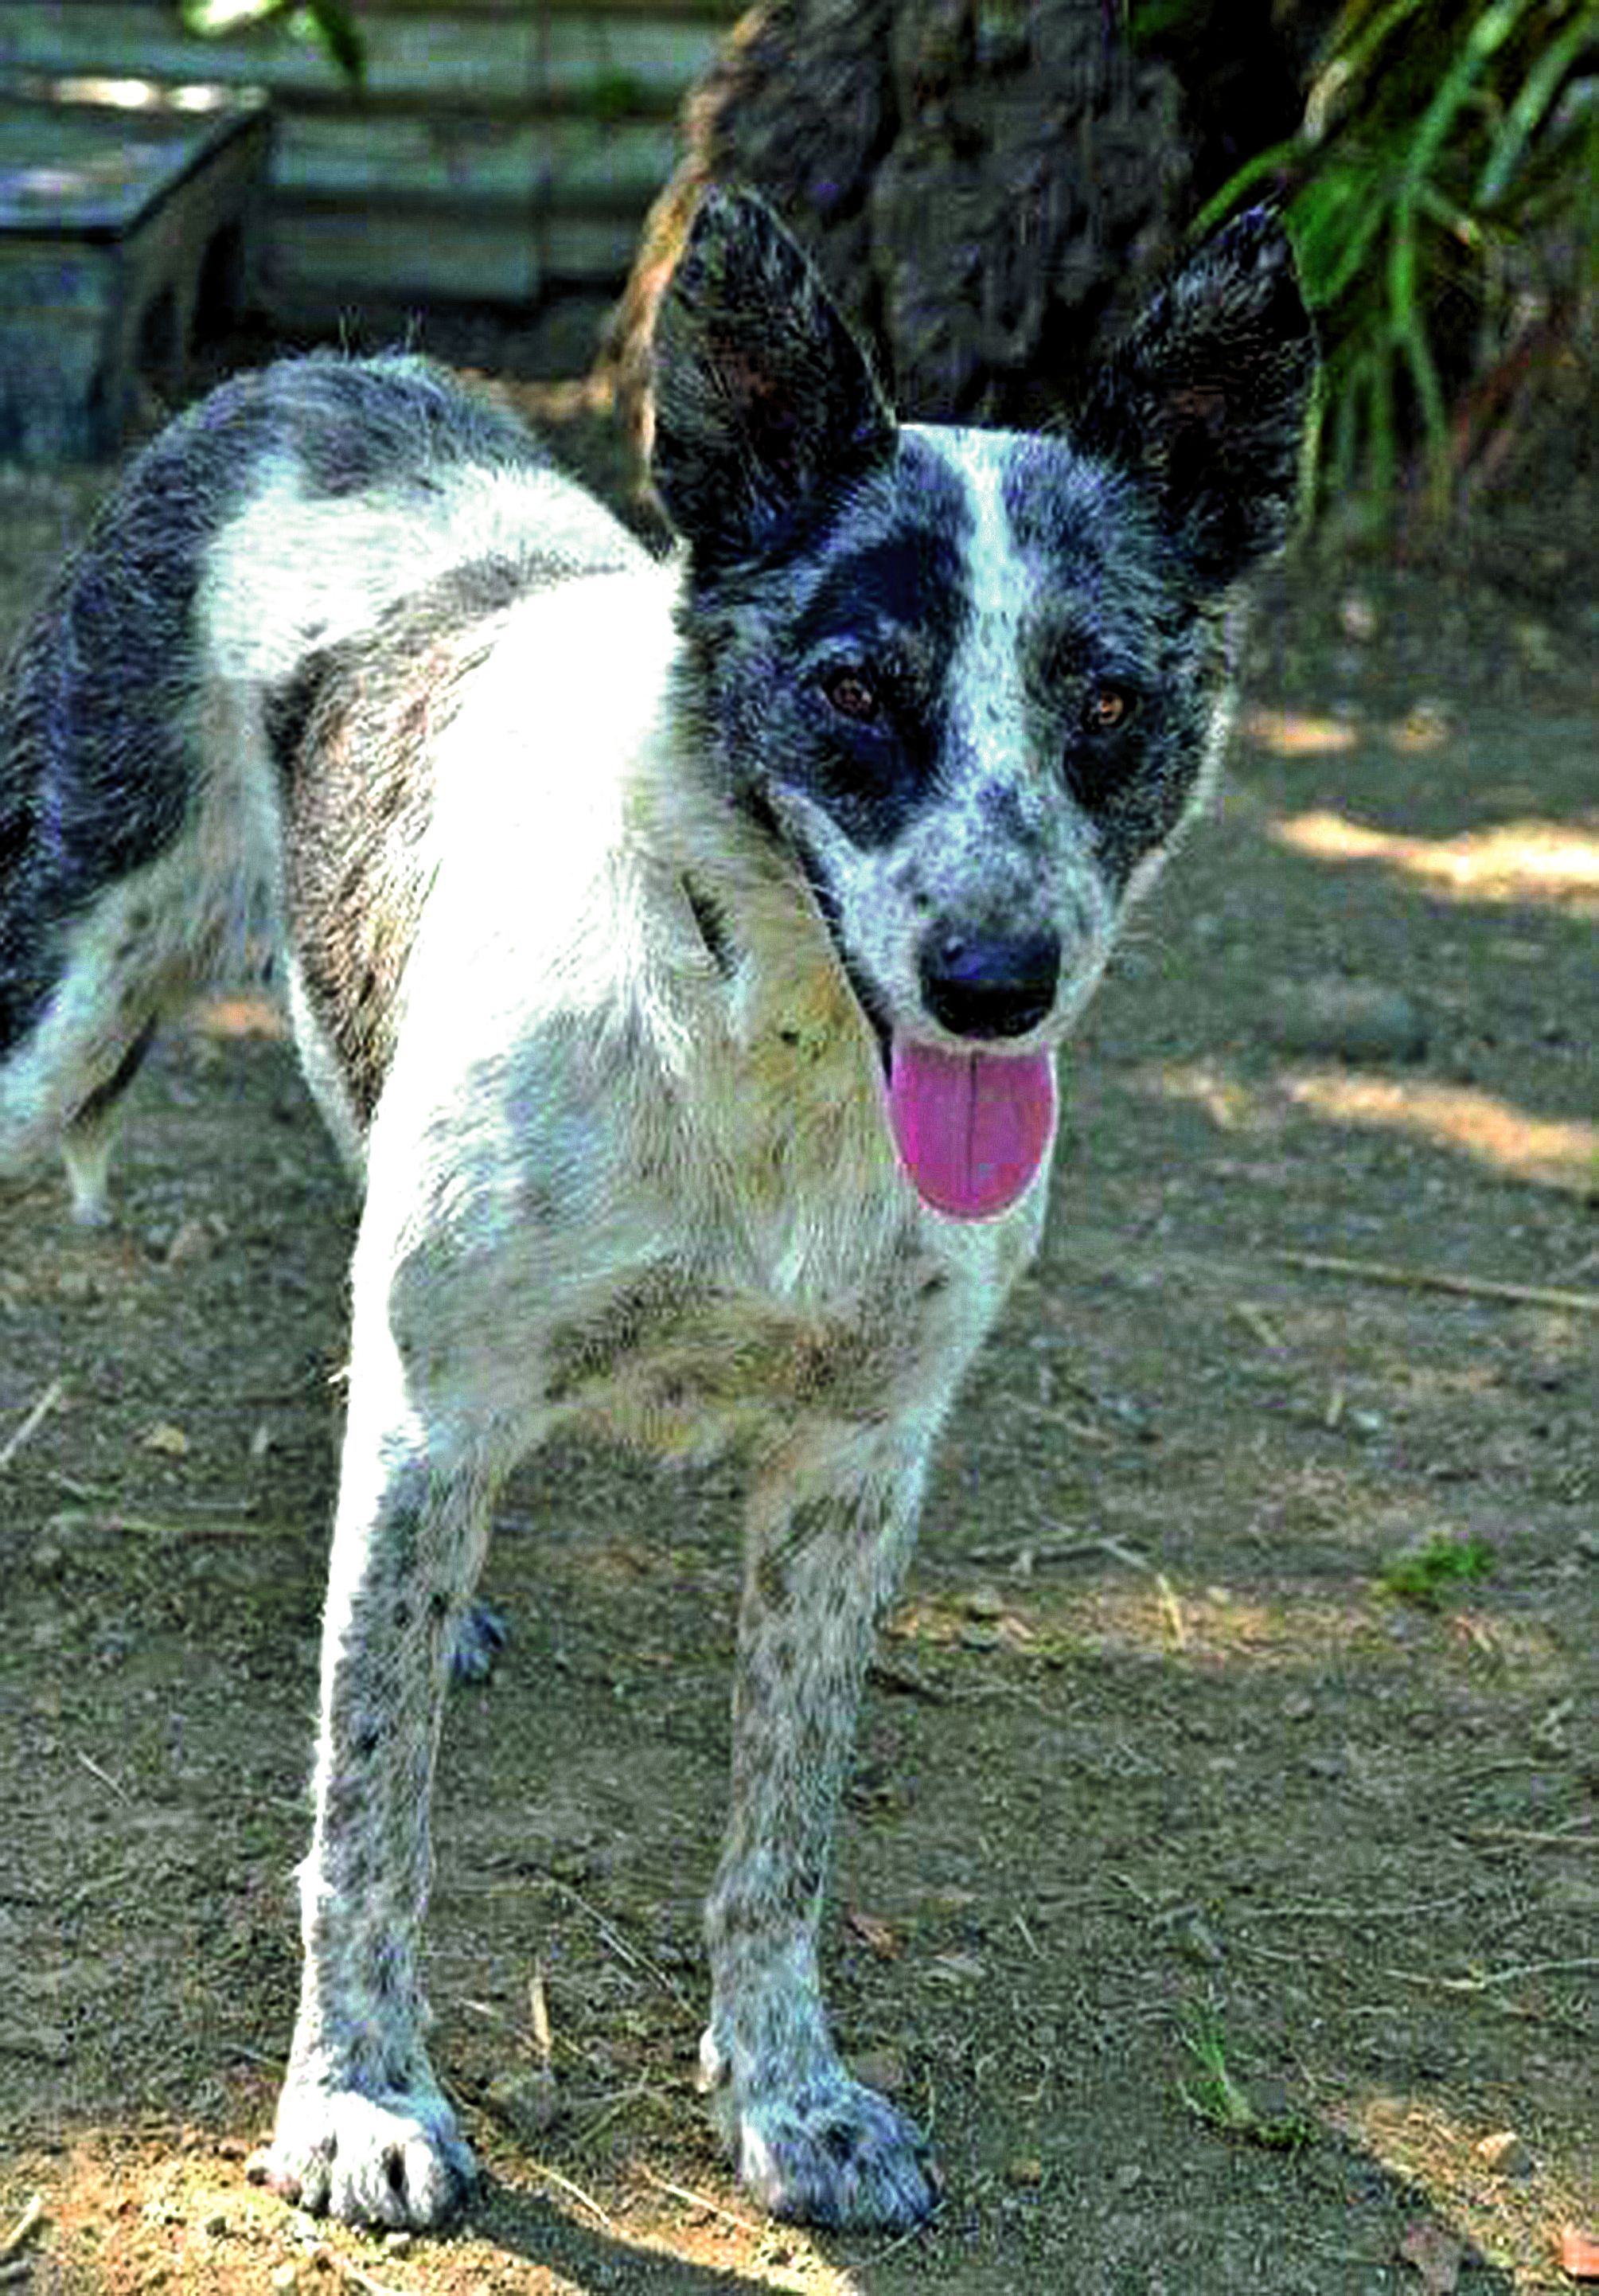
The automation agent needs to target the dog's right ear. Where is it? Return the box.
[649,188,896,576]
[1071,208,1319,590]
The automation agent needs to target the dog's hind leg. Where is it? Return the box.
[252,1314,492,2229]
[59,1014,159,1225]
[701,1419,943,2231]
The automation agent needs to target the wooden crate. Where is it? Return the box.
[0,80,268,459]
[0,2,740,314]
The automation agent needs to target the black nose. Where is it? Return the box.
[918,927,1061,1041]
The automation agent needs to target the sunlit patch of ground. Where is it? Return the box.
[0,2134,859,2294]
[189,993,287,1041]
[1281,1073,1598,1197]
[1336,2091,1597,2292]
[1266,809,1599,912]
[888,1573,1563,1681]
[1142,1060,1597,1197]
[1235,707,1359,757]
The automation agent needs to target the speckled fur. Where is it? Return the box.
[0,192,1314,2232]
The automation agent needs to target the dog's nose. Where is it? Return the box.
[918,927,1060,1041]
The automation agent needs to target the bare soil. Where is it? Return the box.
[0,415,1594,2296]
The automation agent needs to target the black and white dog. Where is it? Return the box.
[0,190,1315,2231]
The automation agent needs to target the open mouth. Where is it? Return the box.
[786,838,1059,1224]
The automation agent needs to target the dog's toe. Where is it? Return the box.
[251,2081,477,2231]
[732,2073,940,2231]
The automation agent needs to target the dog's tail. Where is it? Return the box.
[0,352,545,1222]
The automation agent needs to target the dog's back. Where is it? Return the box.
[0,353,641,1212]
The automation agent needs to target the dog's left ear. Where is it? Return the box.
[650,187,896,576]
[1074,208,1319,589]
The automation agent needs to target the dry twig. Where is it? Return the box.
[73,1750,128,1800]
[527,2158,616,2231]
[961,1533,1152,1574]
[1273,1249,1599,1317]
[638,2165,761,2236]
[308,2245,413,2296]
[0,2196,44,2262]
[0,1379,64,1470]
[1383,1956,1599,1993]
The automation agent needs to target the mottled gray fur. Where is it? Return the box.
[0,190,1315,2231]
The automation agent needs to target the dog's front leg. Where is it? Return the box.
[703,1423,939,2230]
[252,1333,489,2230]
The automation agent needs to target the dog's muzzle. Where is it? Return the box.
[917,927,1061,1042]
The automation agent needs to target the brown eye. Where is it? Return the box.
[821,667,882,724]
[1087,684,1132,732]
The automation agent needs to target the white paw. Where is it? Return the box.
[702,2032,939,2230]
[249,2078,477,2230]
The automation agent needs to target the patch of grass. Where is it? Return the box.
[1156,0,1598,529]
[1176,2012,1313,2151]
[1378,1533,1496,1607]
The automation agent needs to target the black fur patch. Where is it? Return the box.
[675,431,978,861]
[68,1013,159,1128]
[0,355,544,1057]
[651,187,896,583]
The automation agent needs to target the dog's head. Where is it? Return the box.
[650,189,1316,1220]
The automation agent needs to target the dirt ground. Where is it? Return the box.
[0,385,1594,2296]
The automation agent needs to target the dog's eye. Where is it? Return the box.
[1086,684,1133,732]
[821,666,883,725]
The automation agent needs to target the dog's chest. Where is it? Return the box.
[540,1240,961,1463]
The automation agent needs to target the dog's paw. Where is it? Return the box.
[449,1598,508,1685]
[712,2056,940,2231]
[248,2079,477,2230]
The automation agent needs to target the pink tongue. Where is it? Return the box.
[887,1037,1056,1220]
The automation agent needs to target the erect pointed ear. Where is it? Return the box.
[649,186,896,576]
[1073,207,1319,590]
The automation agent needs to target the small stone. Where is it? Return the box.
[963,1587,1008,1620]
[1474,2129,1533,2176]
[1264,977,1428,1064]
[1005,2154,1045,2187]
[1180,1915,1224,1967]
[164,1214,216,1267]
[486,2065,560,2142]
[201,2209,228,2236]
[1338,592,1379,642]
[852,2046,909,2097]
[270,2267,298,2293]
[1116,2162,1144,2192]
[1389,699,1451,752]
[384,2231,414,2254]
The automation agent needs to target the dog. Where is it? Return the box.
[0,188,1315,2232]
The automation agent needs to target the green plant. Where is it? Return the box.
[177,0,365,84]
[1176,2012,1312,2150]
[1379,1533,1496,1606]
[1182,0,1597,527]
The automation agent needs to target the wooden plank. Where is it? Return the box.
[344,0,736,18]
[0,6,729,109]
[0,85,266,235]
[274,110,678,209]
[264,202,542,303]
